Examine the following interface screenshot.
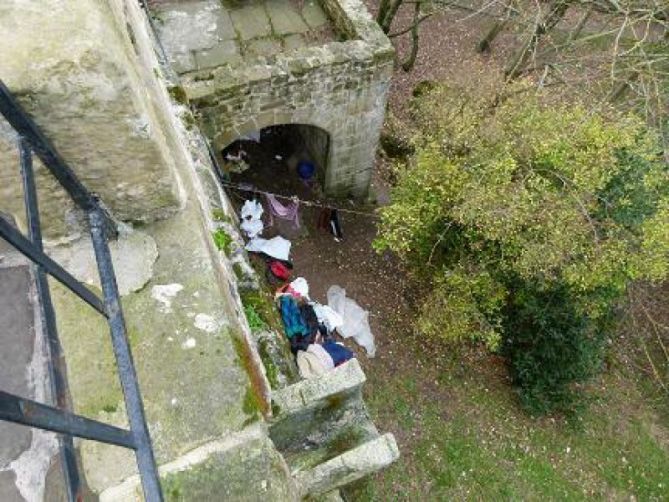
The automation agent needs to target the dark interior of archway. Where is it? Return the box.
[221,124,330,240]
[222,124,327,201]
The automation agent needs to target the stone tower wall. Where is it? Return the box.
[0,0,182,239]
[183,0,394,198]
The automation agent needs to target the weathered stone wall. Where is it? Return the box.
[295,124,330,182]
[0,0,181,239]
[183,0,394,198]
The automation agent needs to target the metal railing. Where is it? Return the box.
[0,80,163,501]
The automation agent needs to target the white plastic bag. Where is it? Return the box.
[326,285,376,357]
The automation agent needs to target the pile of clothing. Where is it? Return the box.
[237,197,375,381]
[276,277,355,379]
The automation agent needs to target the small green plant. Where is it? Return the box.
[244,303,267,332]
[101,403,118,414]
[212,229,233,255]
[239,289,282,332]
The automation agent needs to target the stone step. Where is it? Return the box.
[269,360,398,496]
[294,433,399,498]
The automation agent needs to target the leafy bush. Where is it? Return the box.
[376,82,669,413]
[502,280,612,414]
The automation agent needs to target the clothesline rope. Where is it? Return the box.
[218,180,382,218]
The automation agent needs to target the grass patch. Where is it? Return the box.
[348,344,669,501]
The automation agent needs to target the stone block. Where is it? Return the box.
[171,52,198,74]
[245,37,283,59]
[155,1,222,55]
[195,41,242,69]
[214,8,237,41]
[52,202,261,494]
[302,1,329,29]
[294,434,399,497]
[266,0,310,35]
[271,359,366,416]
[283,33,307,52]
[230,4,272,41]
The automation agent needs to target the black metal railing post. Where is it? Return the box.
[19,138,82,501]
[89,209,164,502]
[0,79,163,501]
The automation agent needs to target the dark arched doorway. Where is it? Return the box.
[220,123,330,199]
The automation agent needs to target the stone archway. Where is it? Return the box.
[221,123,331,191]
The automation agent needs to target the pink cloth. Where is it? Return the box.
[265,194,300,228]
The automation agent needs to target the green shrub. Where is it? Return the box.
[376,82,669,414]
[502,280,610,414]
[243,303,267,332]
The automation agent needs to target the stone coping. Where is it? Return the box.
[271,359,366,417]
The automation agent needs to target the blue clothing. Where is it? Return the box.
[280,295,308,338]
[322,341,354,366]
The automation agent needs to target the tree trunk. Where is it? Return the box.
[377,0,392,29]
[378,0,404,34]
[402,2,421,71]
[477,0,516,52]
[504,0,570,79]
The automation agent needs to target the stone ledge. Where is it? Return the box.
[294,433,399,497]
[271,359,366,416]
[99,423,298,501]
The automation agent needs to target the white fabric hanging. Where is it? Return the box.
[245,236,291,261]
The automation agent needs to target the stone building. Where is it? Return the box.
[0,0,396,500]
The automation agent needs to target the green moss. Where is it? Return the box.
[243,386,262,416]
[167,85,189,105]
[101,403,118,413]
[232,262,245,281]
[326,427,368,459]
[212,228,233,255]
[211,208,231,222]
[181,112,198,130]
[257,339,280,388]
[231,334,269,416]
[326,392,346,411]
